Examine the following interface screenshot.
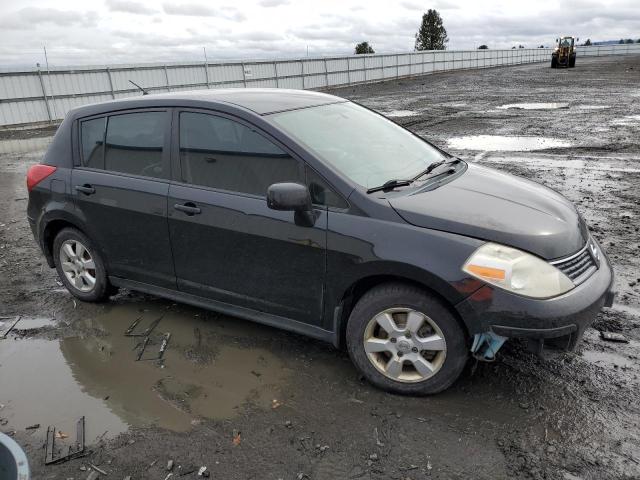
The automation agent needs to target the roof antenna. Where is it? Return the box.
[129,80,149,95]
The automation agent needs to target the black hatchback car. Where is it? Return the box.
[27,89,614,394]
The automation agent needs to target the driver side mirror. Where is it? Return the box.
[267,183,312,212]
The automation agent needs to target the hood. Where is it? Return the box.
[389,163,588,260]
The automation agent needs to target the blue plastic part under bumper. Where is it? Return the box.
[471,332,508,361]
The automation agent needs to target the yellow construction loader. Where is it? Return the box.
[551,36,577,68]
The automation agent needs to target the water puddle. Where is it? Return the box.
[0,305,290,436]
[575,105,609,111]
[477,154,640,173]
[498,102,569,110]
[0,316,56,335]
[448,135,572,151]
[0,339,129,440]
[581,349,635,369]
[384,110,419,117]
[612,115,640,126]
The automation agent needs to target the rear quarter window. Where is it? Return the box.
[80,117,106,169]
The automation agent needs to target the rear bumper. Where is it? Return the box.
[456,243,615,351]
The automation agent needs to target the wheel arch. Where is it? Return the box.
[332,273,471,350]
[41,215,90,268]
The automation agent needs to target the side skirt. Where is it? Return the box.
[109,276,337,346]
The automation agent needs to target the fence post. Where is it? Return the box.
[364,57,367,84]
[323,58,329,89]
[346,57,352,85]
[106,67,115,99]
[202,62,210,89]
[396,55,399,80]
[274,62,280,88]
[300,60,305,89]
[37,68,53,123]
[241,62,247,88]
[164,65,171,92]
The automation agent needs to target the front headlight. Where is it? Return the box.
[462,243,574,299]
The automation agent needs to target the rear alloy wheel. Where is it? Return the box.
[53,228,110,302]
[59,239,96,292]
[346,283,468,395]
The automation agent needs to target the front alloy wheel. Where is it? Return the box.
[346,283,468,395]
[363,308,447,383]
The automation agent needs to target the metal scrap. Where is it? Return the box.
[125,315,163,337]
[1,315,21,338]
[45,416,86,465]
[600,331,629,343]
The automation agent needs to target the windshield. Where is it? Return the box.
[269,102,446,188]
[560,38,573,47]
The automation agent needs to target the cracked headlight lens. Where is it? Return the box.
[463,243,575,299]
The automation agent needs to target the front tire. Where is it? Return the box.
[53,227,110,302]
[346,283,468,395]
[551,56,558,68]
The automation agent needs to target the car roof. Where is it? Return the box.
[70,88,345,118]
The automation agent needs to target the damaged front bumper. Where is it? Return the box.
[458,245,615,356]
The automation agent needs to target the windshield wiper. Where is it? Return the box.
[366,179,413,194]
[412,158,461,181]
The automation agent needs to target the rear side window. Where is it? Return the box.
[105,112,167,178]
[80,117,106,169]
[179,112,301,196]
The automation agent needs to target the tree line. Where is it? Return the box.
[354,10,639,55]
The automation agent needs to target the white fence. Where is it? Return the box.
[0,43,638,128]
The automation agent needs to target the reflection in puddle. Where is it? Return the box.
[383,110,419,117]
[0,136,52,155]
[448,135,572,151]
[0,339,128,439]
[0,305,290,436]
[498,103,569,110]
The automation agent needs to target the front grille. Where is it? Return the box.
[552,243,598,284]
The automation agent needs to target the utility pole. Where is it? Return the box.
[43,46,58,120]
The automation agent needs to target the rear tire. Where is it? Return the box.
[346,283,468,395]
[53,227,111,302]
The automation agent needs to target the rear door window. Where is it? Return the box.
[179,112,302,196]
[104,112,167,179]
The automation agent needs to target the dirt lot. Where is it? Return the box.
[1,55,639,480]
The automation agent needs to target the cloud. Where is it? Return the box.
[0,7,97,30]
[162,3,246,21]
[106,0,157,15]
[258,0,290,6]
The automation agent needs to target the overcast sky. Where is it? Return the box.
[0,0,638,66]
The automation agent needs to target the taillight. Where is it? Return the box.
[27,164,57,192]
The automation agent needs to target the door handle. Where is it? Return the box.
[174,202,201,215]
[75,184,95,195]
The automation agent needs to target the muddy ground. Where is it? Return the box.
[1,55,639,480]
